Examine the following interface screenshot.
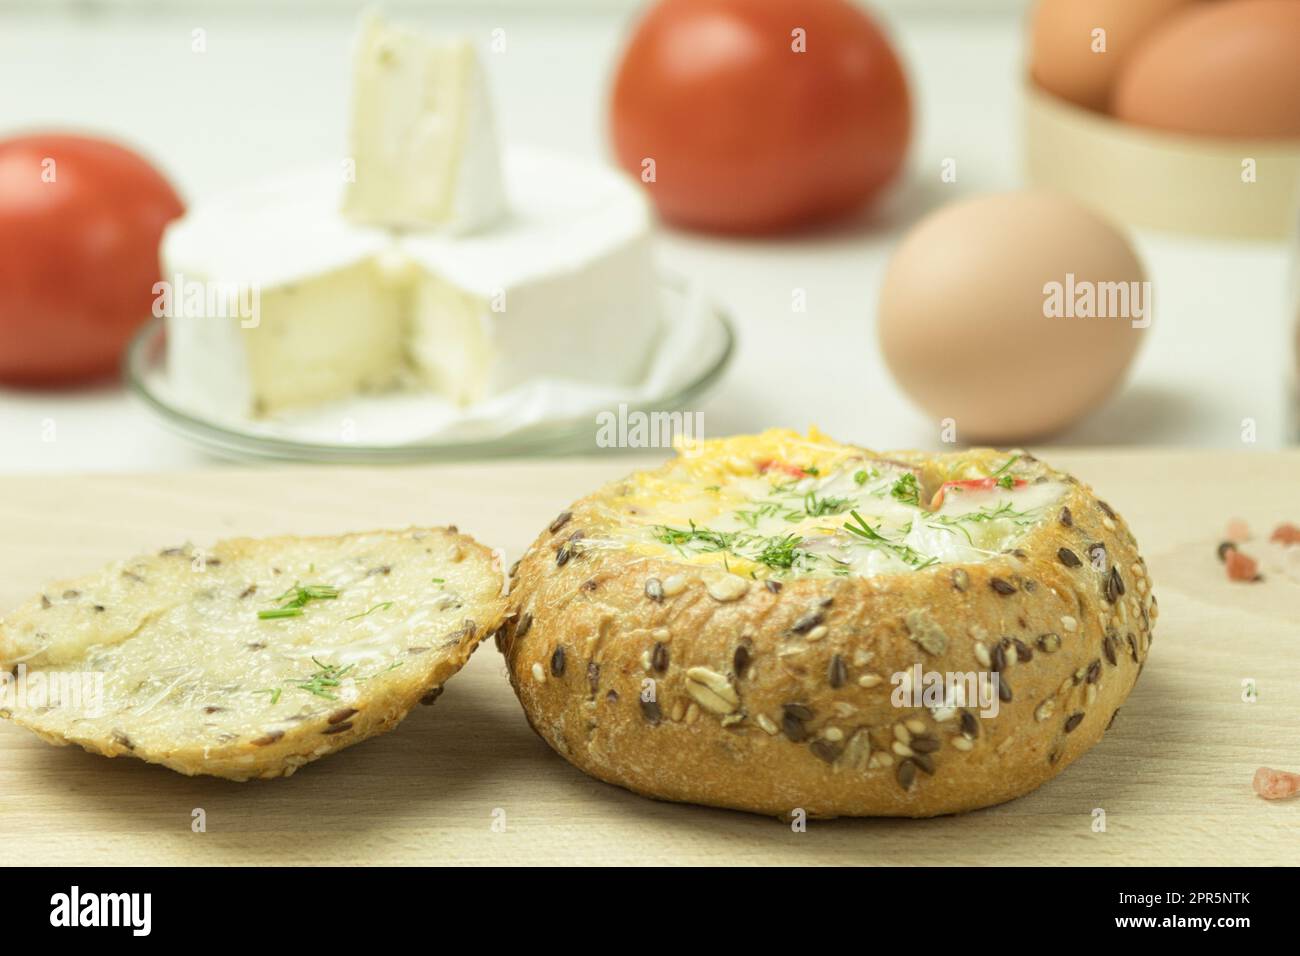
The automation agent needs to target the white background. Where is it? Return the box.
[0,1,1295,472]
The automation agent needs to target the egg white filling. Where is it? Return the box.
[614,458,1066,579]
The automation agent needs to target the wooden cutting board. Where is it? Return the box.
[2,449,1298,866]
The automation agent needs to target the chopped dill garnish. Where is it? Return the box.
[929,502,1035,544]
[756,534,801,569]
[291,658,356,700]
[803,491,852,518]
[989,454,1020,488]
[890,473,921,506]
[259,582,341,620]
[346,601,394,621]
[653,521,741,553]
[843,510,938,569]
[257,607,303,620]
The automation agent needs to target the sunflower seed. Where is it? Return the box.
[706,575,749,602]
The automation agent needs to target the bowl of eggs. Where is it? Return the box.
[1024,0,1300,240]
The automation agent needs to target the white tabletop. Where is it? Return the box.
[2,5,1295,473]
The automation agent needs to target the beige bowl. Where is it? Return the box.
[1024,79,1300,241]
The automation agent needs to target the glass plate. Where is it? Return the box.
[124,280,736,464]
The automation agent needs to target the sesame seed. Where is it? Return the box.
[806,625,829,642]
[951,568,970,592]
[661,574,687,597]
[857,673,883,688]
[951,736,973,752]
[1037,632,1061,653]
[531,662,545,683]
[905,718,927,735]
[756,714,778,735]
[706,575,749,602]
[823,726,844,743]
[1061,615,1078,632]
[1035,699,1055,722]
[652,627,671,642]
[894,723,912,744]
[974,642,992,668]
[1086,684,1098,706]
[892,740,914,758]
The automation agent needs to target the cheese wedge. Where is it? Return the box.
[342,11,506,234]
[0,528,507,780]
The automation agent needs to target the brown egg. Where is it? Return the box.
[1029,0,1201,113]
[1113,0,1300,138]
[878,192,1149,443]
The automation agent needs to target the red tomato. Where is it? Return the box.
[0,134,184,386]
[610,0,910,235]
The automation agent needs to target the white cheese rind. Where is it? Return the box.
[341,13,506,234]
[161,149,660,417]
[401,148,661,403]
[162,169,406,419]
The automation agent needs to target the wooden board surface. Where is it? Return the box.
[2,449,1298,866]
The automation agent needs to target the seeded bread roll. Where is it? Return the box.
[499,430,1156,818]
[0,528,506,780]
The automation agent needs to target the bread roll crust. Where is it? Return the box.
[500,438,1155,818]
